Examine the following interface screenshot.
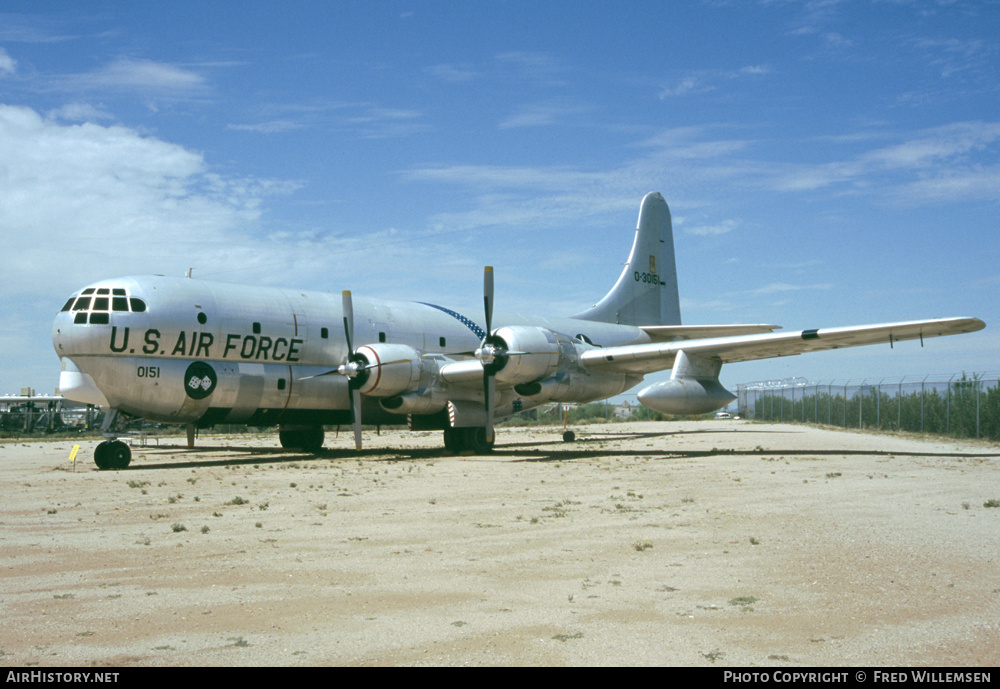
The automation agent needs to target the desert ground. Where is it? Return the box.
[1,420,998,667]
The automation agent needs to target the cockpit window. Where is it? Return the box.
[61,286,147,324]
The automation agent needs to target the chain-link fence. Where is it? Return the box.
[736,373,1000,440]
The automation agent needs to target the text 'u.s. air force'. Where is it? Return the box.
[109,327,303,362]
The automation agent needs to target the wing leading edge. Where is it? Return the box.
[581,317,986,375]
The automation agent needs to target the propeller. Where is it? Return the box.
[340,290,364,450]
[300,290,414,451]
[476,266,502,444]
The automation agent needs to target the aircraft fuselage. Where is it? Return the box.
[52,275,648,429]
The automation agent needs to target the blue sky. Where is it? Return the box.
[1,0,997,400]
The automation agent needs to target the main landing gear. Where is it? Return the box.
[443,426,495,454]
[278,424,326,453]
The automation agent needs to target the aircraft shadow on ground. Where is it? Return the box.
[114,426,1000,471]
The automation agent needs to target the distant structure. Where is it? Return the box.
[0,389,97,432]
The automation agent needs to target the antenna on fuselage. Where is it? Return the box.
[185,268,193,278]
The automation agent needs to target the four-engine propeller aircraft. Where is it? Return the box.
[52,192,985,469]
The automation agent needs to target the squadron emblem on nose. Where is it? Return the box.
[184,361,217,400]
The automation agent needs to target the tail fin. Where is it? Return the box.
[573,192,681,326]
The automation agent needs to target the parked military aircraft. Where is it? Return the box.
[52,192,984,469]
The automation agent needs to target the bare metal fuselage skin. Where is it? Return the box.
[52,275,648,428]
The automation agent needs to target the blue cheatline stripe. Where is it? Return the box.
[419,303,485,339]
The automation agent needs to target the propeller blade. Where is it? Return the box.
[351,387,362,451]
[342,289,363,451]
[482,266,496,445]
[483,266,494,336]
[342,290,354,354]
[484,373,495,444]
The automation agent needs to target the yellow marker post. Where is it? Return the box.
[69,444,80,472]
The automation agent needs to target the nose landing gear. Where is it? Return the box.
[94,439,131,470]
[92,408,132,470]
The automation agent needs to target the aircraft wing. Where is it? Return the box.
[580,317,985,375]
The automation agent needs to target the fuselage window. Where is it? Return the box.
[72,297,91,311]
[321,327,329,339]
[90,313,109,325]
[253,322,262,334]
[112,297,129,311]
[93,297,109,311]
[129,298,146,313]
[61,298,74,312]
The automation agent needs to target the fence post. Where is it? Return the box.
[898,382,902,432]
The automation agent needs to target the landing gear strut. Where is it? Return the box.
[443,426,495,454]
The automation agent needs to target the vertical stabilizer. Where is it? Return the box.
[573,192,681,326]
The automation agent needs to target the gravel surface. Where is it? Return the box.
[2,420,998,667]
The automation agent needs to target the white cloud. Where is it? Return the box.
[58,58,208,97]
[753,282,833,296]
[0,47,16,75]
[686,219,740,236]
[46,102,114,122]
[424,63,481,83]
[498,102,587,129]
[659,65,770,99]
[0,105,285,296]
[227,120,304,133]
[779,122,1000,203]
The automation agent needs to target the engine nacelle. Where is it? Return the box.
[380,388,447,415]
[637,378,735,416]
[355,344,421,397]
[492,326,561,386]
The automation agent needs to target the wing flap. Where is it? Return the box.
[581,317,985,375]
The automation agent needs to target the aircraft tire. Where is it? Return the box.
[94,441,111,470]
[463,426,494,454]
[94,440,131,470]
[302,426,325,453]
[279,426,325,453]
[443,427,462,453]
[562,430,575,442]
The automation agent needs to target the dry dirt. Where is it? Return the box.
[1,420,998,667]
